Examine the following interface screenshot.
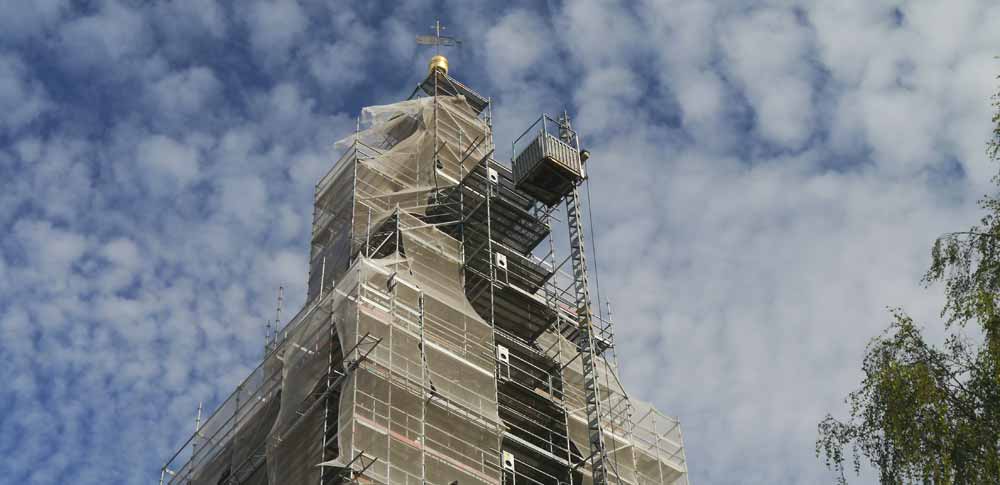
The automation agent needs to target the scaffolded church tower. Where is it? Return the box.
[161,50,689,485]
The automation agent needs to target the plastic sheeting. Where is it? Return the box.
[266,276,355,485]
[167,93,500,485]
[334,252,501,485]
[330,92,502,485]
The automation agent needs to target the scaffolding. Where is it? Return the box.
[161,57,689,485]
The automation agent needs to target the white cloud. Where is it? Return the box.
[136,134,201,190]
[156,0,227,39]
[0,306,31,346]
[101,238,140,269]
[259,249,306,298]
[575,66,644,136]
[14,137,43,162]
[859,88,940,173]
[218,175,268,228]
[0,0,66,40]
[484,9,548,85]
[289,150,328,188]
[57,0,150,69]
[308,41,366,86]
[13,219,88,276]
[306,10,373,88]
[245,0,308,67]
[149,66,222,119]
[720,8,817,149]
[2,2,999,484]
[674,70,726,128]
[557,0,642,69]
[0,52,51,132]
[381,17,418,64]
[262,82,315,129]
[97,237,141,292]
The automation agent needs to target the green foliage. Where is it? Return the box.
[991,86,1000,163]
[817,79,1000,484]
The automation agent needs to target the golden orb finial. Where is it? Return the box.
[428,55,448,75]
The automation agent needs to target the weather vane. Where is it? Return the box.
[416,19,461,57]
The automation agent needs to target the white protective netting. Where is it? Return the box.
[536,329,689,485]
[168,94,500,485]
[330,93,502,485]
[166,91,687,485]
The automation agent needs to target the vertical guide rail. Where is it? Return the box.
[565,187,610,485]
[559,114,611,485]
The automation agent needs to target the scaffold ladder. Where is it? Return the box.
[560,113,611,485]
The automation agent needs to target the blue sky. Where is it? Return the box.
[0,0,998,484]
